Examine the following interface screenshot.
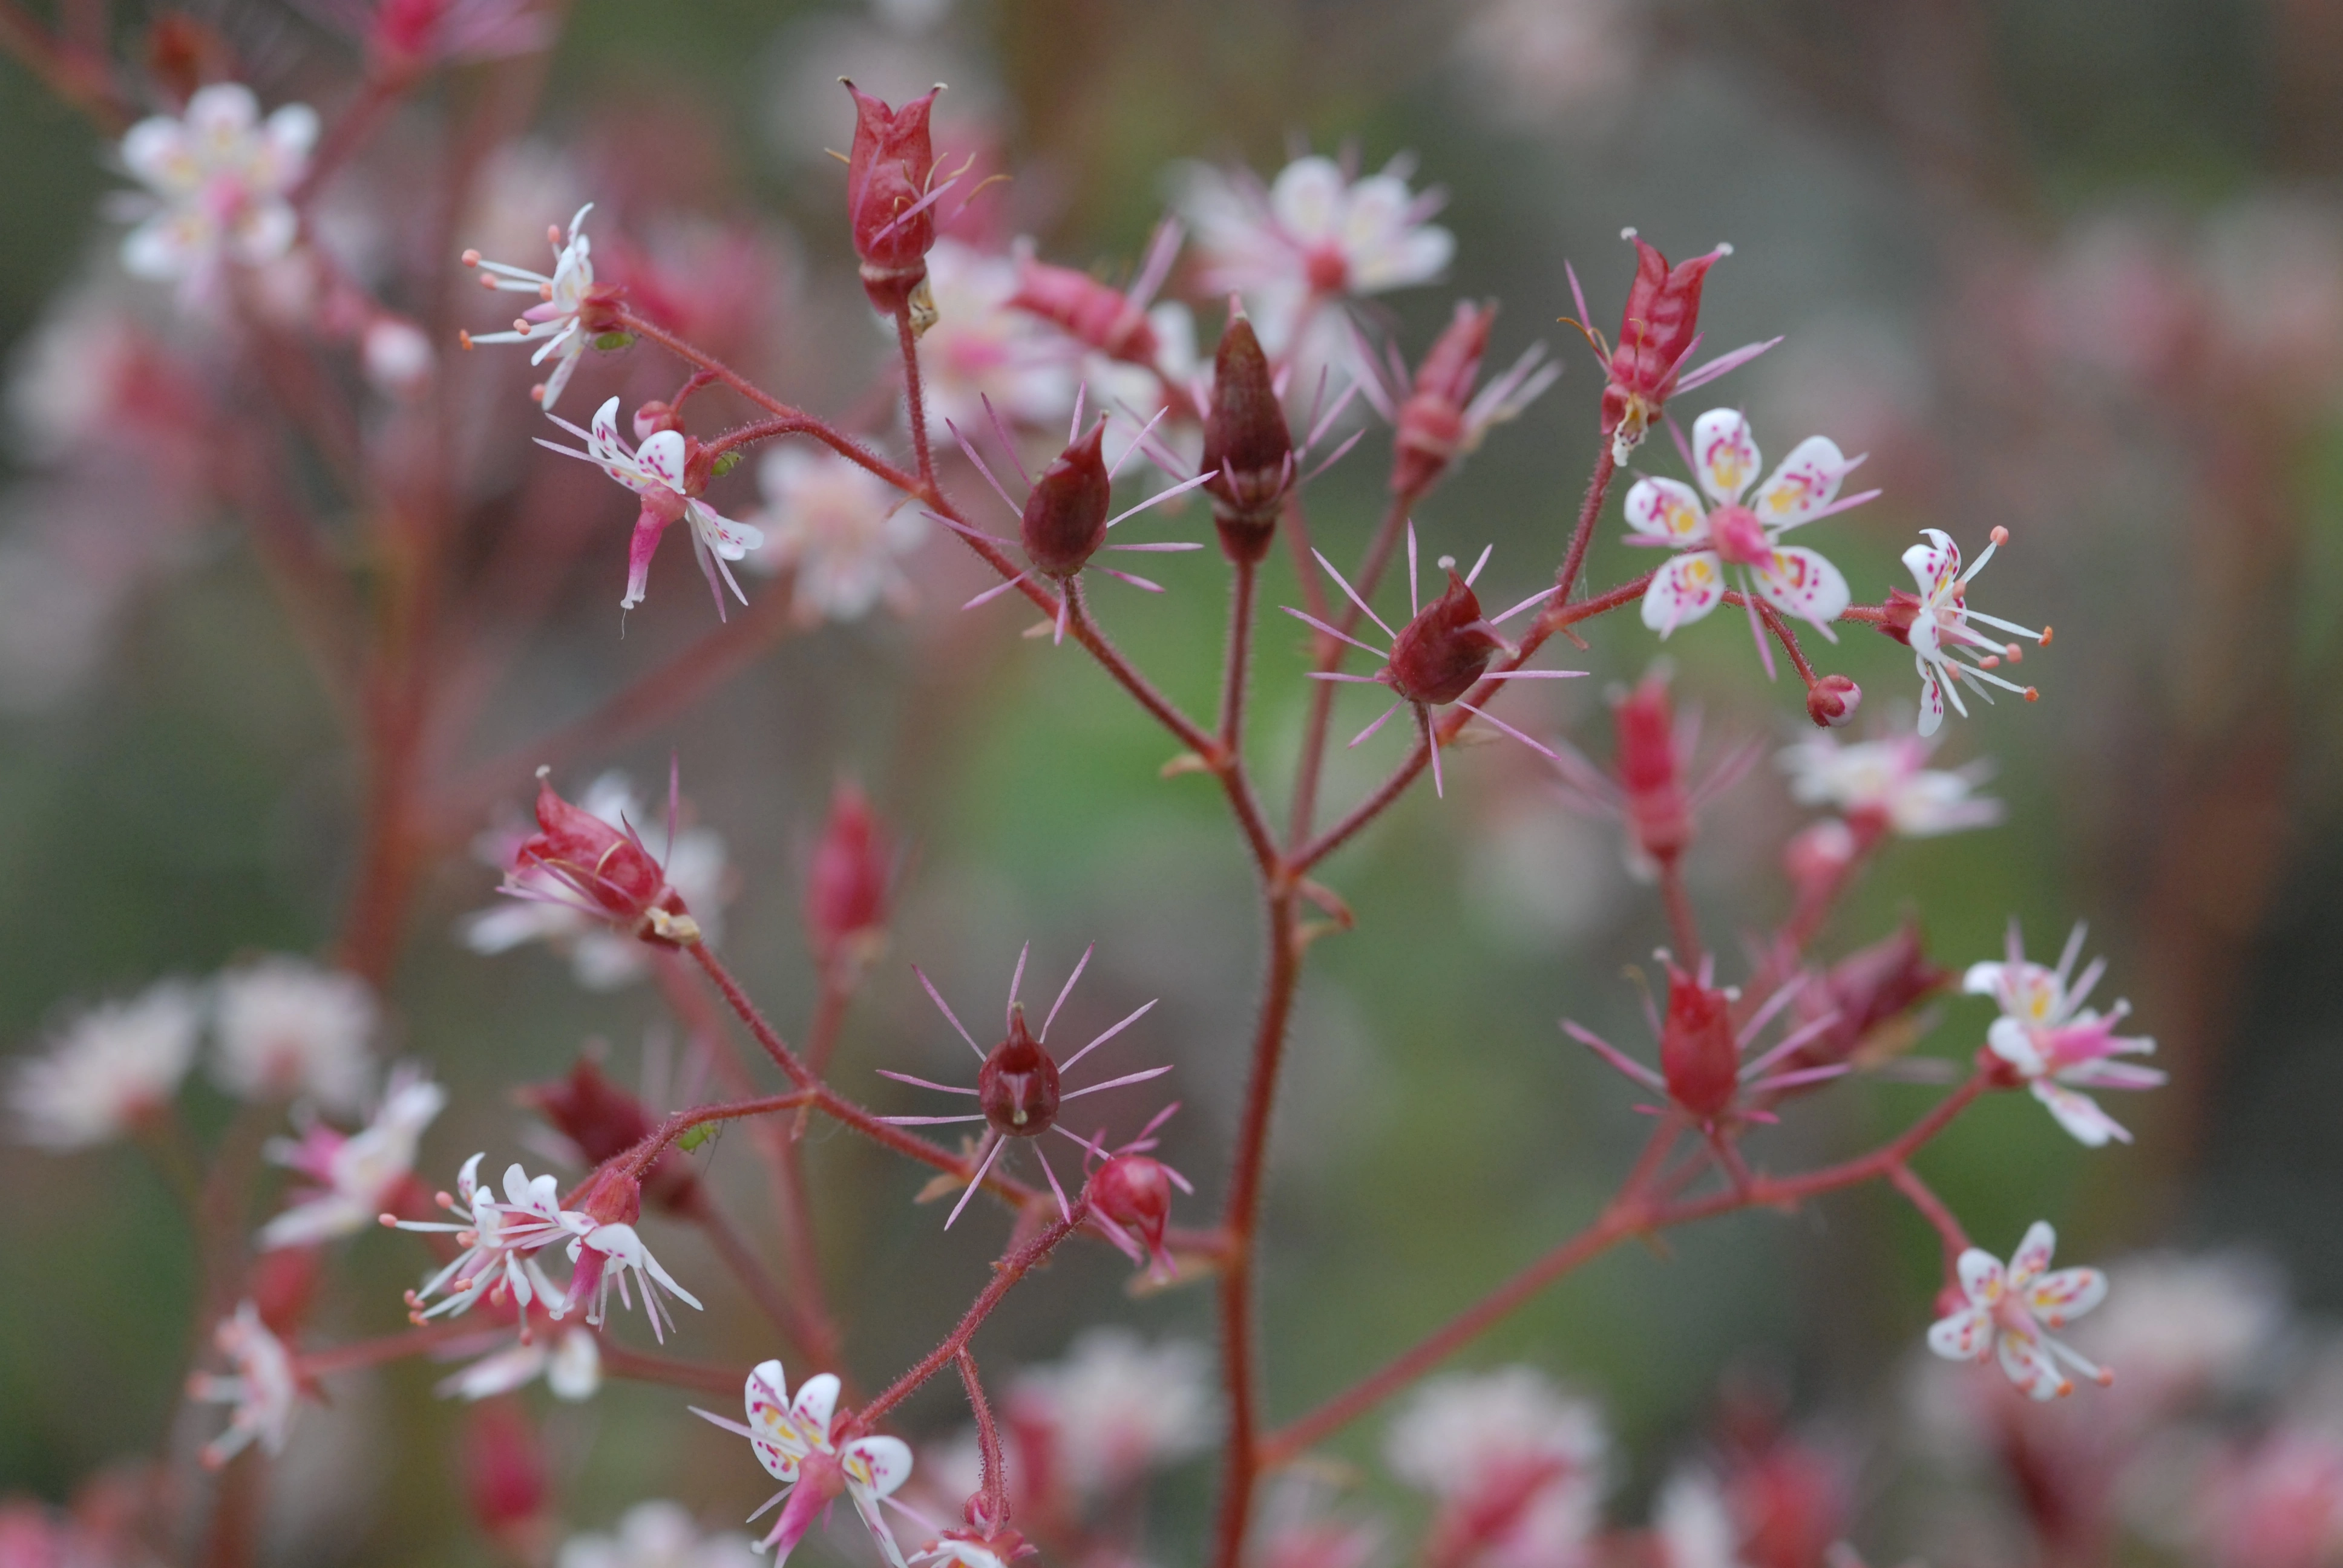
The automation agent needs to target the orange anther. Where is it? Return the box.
[1990,525,2010,545]
[2040,626,2054,645]
[2024,687,2040,702]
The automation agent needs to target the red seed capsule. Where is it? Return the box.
[977,1008,1061,1140]
[1658,959,1741,1122]
[1385,569,1506,707]
[1021,420,1113,579]
[1200,307,1294,563]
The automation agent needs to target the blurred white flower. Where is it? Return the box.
[442,1325,603,1403]
[1009,1329,1217,1502]
[189,1301,298,1467]
[258,1068,447,1247]
[909,239,1078,439]
[1778,732,2002,837]
[1385,1366,1609,1568]
[461,771,730,989]
[2074,1249,2287,1405]
[1651,1472,1746,1568]
[361,316,434,398]
[211,955,378,1115]
[557,1501,762,1568]
[116,83,317,303]
[747,446,926,622]
[9,980,202,1148]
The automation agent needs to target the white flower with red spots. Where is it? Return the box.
[1896,528,2047,737]
[1966,921,2161,1146]
[563,1216,703,1342]
[462,203,598,411]
[747,447,927,624]
[1627,410,1873,654]
[1385,1366,1610,1568]
[692,1359,915,1566]
[1927,1221,2113,1400]
[188,1301,298,1467]
[258,1067,446,1247]
[1777,732,2002,838]
[536,397,764,615]
[117,84,317,301]
[388,1154,573,1324]
[8,980,200,1149]
[211,955,378,1116]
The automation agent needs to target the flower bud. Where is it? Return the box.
[521,1057,700,1212]
[1776,923,1951,1088]
[844,81,942,316]
[249,1244,324,1337]
[514,769,697,944]
[568,1165,643,1229]
[1020,419,1113,578]
[462,1400,550,1558]
[1011,257,1158,364]
[1087,1152,1175,1273]
[806,782,893,976]
[1385,568,1507,707]
[1199,306,1294,563]
[978,1009,1060,1139]
[1601,232,1728,462]
[1611,669,1691,866]
[1875,587,1922,647]
[1805,673,1861,728]
[1659,959,1740,1121]
[1393,301,1495,495]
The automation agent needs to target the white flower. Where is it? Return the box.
[441,1325,603,1403]
[1927,1221,2113,1400]
[692,1360,915,1566]
[211,955,378,1115]
[1896,528,2047,737]
[361,317,434,397]
[8,981,200,1148]
[1385,1368,1609,1568]
[2071,1250,2284,1403]
[563,1220,703,1342]
[557,1501,762,1568]
[536,397,764,614]
[1651,1472,1746,1568]
[189,1301,298,1466]
[461,770,730,988]
[747,447,926,624]
[117,83,317,300]
[907,240,1078,440]
[1008,1330,1216,1501]
[1965,921,2162,1147]
[1627,410,1871,645]
[258,1068,447,1247]
[1178,155,1453,325]
[462,203,599,410]
[1777,732,2002,837]
[389,1154,574,1323]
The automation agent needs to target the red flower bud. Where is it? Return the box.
[1659,960,1741,1122]
[521,1058,701,1212]
[249,1245,324,1338]
[463,1401,549,1554]
[1392,301,1496,495]
[1805,673,1862,728]
[844,82,942,315]
[1600,232,1728,459]
[978,1008,1061,1140]
[1087,1152,1174,1272]
[514,769,697,944]
[1200,307,1294,563]
[1613,668,1690,864]
[1775,923,1951,1088]
[1011,257,1159,365]
[806,782,893,975]
[1385,569,1507,707]
[1021,419,1113,578]
[568,1165,643,1229]
[1875,587,1922,647]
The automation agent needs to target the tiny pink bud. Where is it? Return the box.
[1601,232,1729,452]
[1020,419,1113,578]
[1087,1152,1173,1262]
[1384,568,1507,707]
[514,771,694,942]
[1199,306,1294,563]
[1806,673,1861,728]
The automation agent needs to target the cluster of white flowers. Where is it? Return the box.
[1778,731,2003,838]
[1386,1366,1610,1568]
[1008,1328,1218,1503]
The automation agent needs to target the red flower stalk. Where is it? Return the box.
[1569,230,1777,465]
[806,781,894,980]
[1200,305,1296,563]
[506,767,699,946]
[844,80,943,316]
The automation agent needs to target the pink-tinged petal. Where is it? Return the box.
[538,343,582,412]
[1987,1017,2048,1076]
[1957,1246,2005,1308]
[1903,529,1961,599]
[636,430,689,492]
[1915,652,1946,737]
[2066,1059,2168,1091]
[1690,408,1761,505]
[1751,436,1852,526]
[1997,1329,2070,1400]
[747,1359,805,1480]
[1268,155,1347,246]
[2033,1081,2129,1146]
[1624,476,1711,544]
[588,396,623,452]
[690,500,764,560]
[2027,1266,2108,1328]
[1927,1305,1993,1362]
[846,1480,911,1568]
[761,1477,827,1563]
[2009,1221,2058,1288]
[790,1371,842,1445]
[844,1436,914,1497]
[1751,545,1852,628]
[1641,552,1726,636]
[623,506,670,609]
[120,117,195,190]
[186,82,262,137]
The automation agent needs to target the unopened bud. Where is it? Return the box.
[1386,569,1507,706]
[1659,959,1740,1122]
[1392,301,1495,494]
[463,1401,549,1554]
[1011,257,1158,364]
[1613,669,1691,864]
[1087,1152,1174,1267]
[632,400,683,442]
[249,1245,324,1336]
[1199,307,1293,563]
[522,1057,700,1212]
[514,771,694,944]
[807,782,894,976]
[1806,673,1861,728]
[1021,419,1113,578]
[1601,232,1729,460]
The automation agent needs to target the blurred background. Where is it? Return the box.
[3,1,2342,1564]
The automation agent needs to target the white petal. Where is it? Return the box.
[1997,1330,2067,1400]
[1926,1306,1993,1362]
[1624,477,1710,545]
[791,1371,841,1445]
[2033,1081,2127,1146]
[747,1360,805,1480]
[1640,552,1725,636]
[1751,436,1850,526]
[1987,1017,2047,1076]
[1689,408,1760,505]
[636,430,689,492]
[1915,652,1946,737]
[2009,1221,2057,1287]
[1904,529,1961,598]
[2027,1266,2108,1327]
[1751,545,1851,627]
[120,118,194,191]
[845,1435,914,1497]
[185,83,261,138]
[1268,157,1346,244]
[588,396,624,454]
[1957,1246,2005,1307]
